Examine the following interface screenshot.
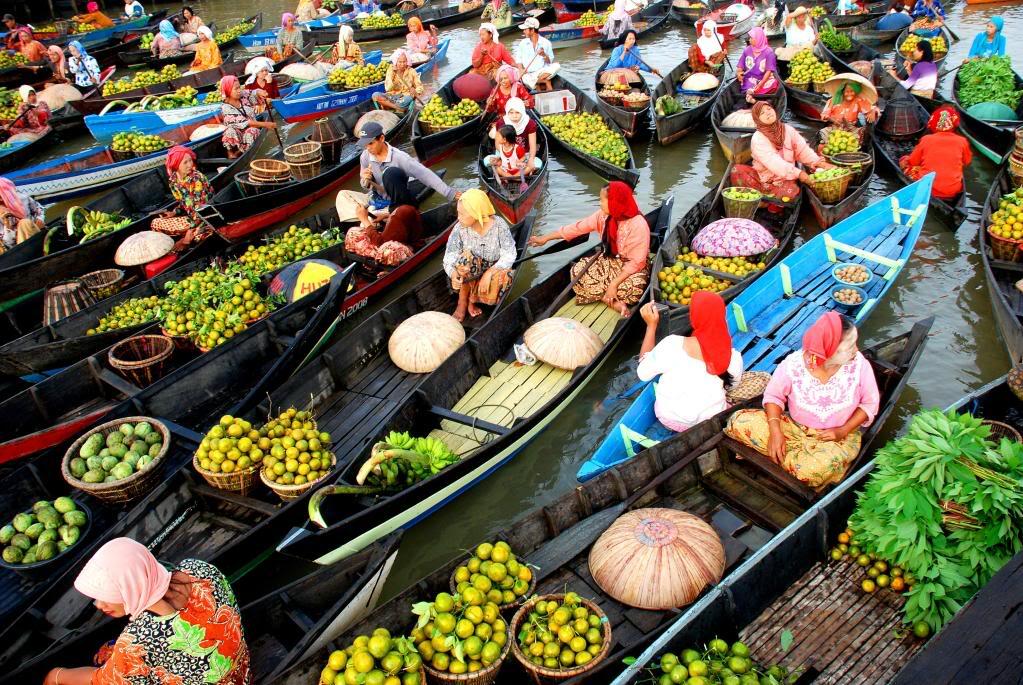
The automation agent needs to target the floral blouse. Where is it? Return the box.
[220,94,261,137]
[442,217,515,276]
[69,54,102,88]
[170,168,213,230]
[93,559,250,685]
[763,350,880,430]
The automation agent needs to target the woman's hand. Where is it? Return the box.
[798,170,811,184]
[640,301,660,326]
[527,233,553,247]
[816,160,837,170]
[767,423,786,461]
[816,426,847,442]
[455,262,470,277]
[630,65,640,72]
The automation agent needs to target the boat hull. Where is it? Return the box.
[979,166,1023,365]
[712,79,788,163]
[651,59,724,145]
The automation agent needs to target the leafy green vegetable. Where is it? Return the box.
[819,21,852,52]
[847,410,1023,633]
[958,56,1023,110]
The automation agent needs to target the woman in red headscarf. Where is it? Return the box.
[899,105,972,201]
[724,312,880,488]
[636,291,743,431]
[528,181,650,315]
[152,145,214,248]
[218,75,275,158]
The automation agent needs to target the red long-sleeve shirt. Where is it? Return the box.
[906,131,972,199]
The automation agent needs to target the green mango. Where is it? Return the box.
[61,525,80,546]
[2,546,23,564]
[0,525,13,544]
[24,523,44,540]
[118,423,134,437]
[86,456,104,471]
[64,510,87,527]
[148,443,162,458]
[70,458,88,479]
[108,444,127,460]
[10,533,30,551]
[82,469,105,484]
[144,431,161,445]
[53,497,76,514]
[38,528,58,544]
[12,513,33,532]
[134,421,153,437]
[36,541,57,561]
[111,462,134,480]
[36,508,60,527]
[105,431,123,448]
[101,455,120,471]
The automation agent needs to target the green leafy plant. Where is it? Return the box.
[958,56,1023,110]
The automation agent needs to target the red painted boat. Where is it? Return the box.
[0,405,115,464]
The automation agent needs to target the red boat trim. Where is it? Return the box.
[0,405,114,464]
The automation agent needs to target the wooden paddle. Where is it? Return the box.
[623,46,660,77]
[0,106,34,141]
[512,234,590,265]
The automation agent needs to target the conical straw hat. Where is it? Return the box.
[523,317,603,370]
[114,231,175,266]
[820,72,878,105]
[388,311,465,373]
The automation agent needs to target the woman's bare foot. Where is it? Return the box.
[467,303,483,318]
[453,306,466,322]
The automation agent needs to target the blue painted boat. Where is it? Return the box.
[239,12,348,49]
[30,13,157,48]
[271,40,447,123]
[578,173,935,482]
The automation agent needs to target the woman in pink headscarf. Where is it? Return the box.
[270,12,304,60]
[73,1,116,28]
[46,45,68,83]
[0,177,44,251]
[218,75,275,157]
[737,26,779,102]
[151,145,214,248]
[42,538,249,685]
[485,64,533,113]
[724,312,880,488]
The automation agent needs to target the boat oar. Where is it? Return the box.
[943,23,959,43]
[624,47,659,77]
[511,234,590,265]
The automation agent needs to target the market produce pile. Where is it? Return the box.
[161,268,279,349]
[111,131,170,154]
[808,167,849,182]
[328,61,389,89]
[655,94,683,116]
[786,49,834,85]
[828,527,917,597]
[69,207,133,243]
[723,187,760,203]
[957,56,1023,111]
[640,638,798,685]
[140,32,154,49]
[452,540,534,607]
[819,23,852,52]
[987,185,1023,241]
[900,32,946,57]
[257,407,335,487]
[0,53,27,70]
[102,65,182,96]
[516,592,605,671]
[68,420,164,484]
[204,89,224,103]
[359,11,406,29]
[833,287,863,305]
[821,129,860,155]
[419,95,482,128]
[1,498,87,566]
[236,225,338,273]
[845,409,1023,632]
[88,296,161,334]
[355,431,460,489]
[318,630,423,685]
[411,587,508,675]
[658,248,765,305]
[575,9,609,27]
[215,20,255,45]
[541,112,629,167]
[834,263,870,284]
[0,91,22,120]
[135,86,200,110]
[809,5,825,16]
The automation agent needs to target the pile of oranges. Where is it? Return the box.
[988,186,1023,242]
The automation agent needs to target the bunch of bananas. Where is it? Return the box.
[70,208,134,243]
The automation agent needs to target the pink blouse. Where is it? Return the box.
[406,30,436,53]
[751,125,821,183]
[763,351,879,430]
[557,211,650,277]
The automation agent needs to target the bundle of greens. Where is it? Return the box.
[819,21,852,52]
[847,410,1023,632]
[957,56,1023,111]
[355,431,460,489]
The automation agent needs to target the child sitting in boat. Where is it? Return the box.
[488,98,538,170]
[485,124,541,192]
[725,312,880,488]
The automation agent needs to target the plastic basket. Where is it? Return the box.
[260,453,336,501]
[419,119,462,135]
[806,169,853,203]
[831,284,866,312]
[722,187,762,219]
[509,594,612,682]
[535,90,577,116]
[62,417,172,504]
[622,95,651,111]
[831,262,874,288]
[988,227,1023,263]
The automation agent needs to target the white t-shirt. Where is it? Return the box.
[785,22,816,47]
[636,335,743,428]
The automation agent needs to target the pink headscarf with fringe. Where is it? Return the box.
[219,74,239,99]
[74,538,172,620]
[495,63,520,86]
[0,178,25,219]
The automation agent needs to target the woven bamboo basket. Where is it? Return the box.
[806,169,853,203]
[44,280,97,326]
[250,158,292,183]
[826,151,873,185]
[722,187,762,219]
[150,214,193,237]
[623,95,651,112]
[784,78,810,91]
[284,141,323,164]
[306,117,348,164]
[509,594,612,682]
[62,417,171,504]
[423,620,511,685]
[988,227,1023,263]
[193,452,260,495]
[111,148,135,162]
[419,119,462,135]
[983,419,1022,444]
[1009,153,1023,186]
[80,268,126,300]
[159,325,197,352]
[448,554,537,613]
[259,453,336,501]
[108,334,175,386]
[288,156,323,181]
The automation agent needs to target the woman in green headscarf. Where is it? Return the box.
[821,75,880,129]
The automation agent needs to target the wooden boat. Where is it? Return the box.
[597,0,672,49]
[850,14,906,45]
[711,78,788,163]
[5,112,240,203]
[272,319,929,685]
[0,128,55,174]
[82,32,145,68]
[895,25,952,74]
[821,2,884,28]
[650,59,724,145]
[0,62,53,90]
[72,46,307,115]
[32,11,163,47]
[411,67,486,165]
[477,114,550,222]
[276,199,673,566]
[873,85,966,228]
[651,167,802,331]
[671,0,712,22]
[949,67,1023,165]
[0,67,117,137]
[595,57,653,139]
[237,9,347,49]
[978,165,1023,365]
[695,2,756,41]
[807,127,876,228]
[496,6,559,35]
[203,99,414,242]
[538,16,608,46]
[117,14,263,67]
[817,30,882,73]
[304,2,484,44]
[535,75,639,186]
[271,39,449,123]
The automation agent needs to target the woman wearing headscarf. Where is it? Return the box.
[0,177,43,252]
[966,17,1006,60]
[731,102,832,199]
[775,6,815,60]
[444,189,517,321]
[482,0,512,30]
[488,97,537,165]
[821,79,879,128]
[372,49,422,112]
[73,1,115,28]
[343,0,382,21]
[485,64,533,114]
[218,75,276,157]
[244,56,280,99]
[153,145,215,248]
[637,291,743,432]
[296,0,320,22]
[689,20,726,73]
[42,538,249,685]
[405,16,439,62]
[189,26,223,72]
[602,0,643,43]
[17,29,48,62]
[181,6,205,33]
[331,24,363,67]
[344,166,423,266]
[725,312,879,488]
[46,45,68,83]
[528,182,650,316]
[471,23,516,80]
[737,27,779,102]
[605,30,661,75]
[886,38,937,98]
[67,40,102,88]
[911,0,944,23]
[899,105,971,201]
[8,86,51,142]
[151,19,183,58]
[123,0,145,19]
[272,13,305,60]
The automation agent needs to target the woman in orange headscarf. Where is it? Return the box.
[405,16,438,62]
[724,312,880,487]
[528,181,650,315]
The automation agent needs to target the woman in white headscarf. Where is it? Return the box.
[689,19,726,73]
[244,56,279,101]
[471,23,515,80]
[331,24,363,67]
[189,25,222,72]
[602,0,645,42]
[9,85,51,142]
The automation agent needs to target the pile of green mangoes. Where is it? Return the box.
[102,64,181,96]
[88,295,163,334]
[67,420,164,484]
[215,20,255,45]
[111,131,171,154]
[575,9,608,27]
[328,61,389,88]
[236,225,339,274]
[786,49,834,85]
[140,32,154,49]
[1,498,87,565]
[419,95,481,128]
[541,112,629,167]
[821,128,860,155]
[358,11,406,29]
[0,53,27,70]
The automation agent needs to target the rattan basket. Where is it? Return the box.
[160,325,197,352]
[284,141,323,164]
[622,95,651,111]
[1009,153,1023,186]
[108,334,175,387]
[448,552,537,613]
[419,119,462,135]
[826,151,872,185]
[111,148,135,162]
[288,157,323,181]
[250,158,292,183]
[259,453,336,501]
[806,169,853,203]
[785,78,810,91]
[726,370,772,404]
[509,594,612,682]
[722,187,762,219]
[983,419,1021,444]
[192,452,260,495]
[80,268,126,300]
[423,622,511,685]
[988,227,1023,263]
[62,417,171,505]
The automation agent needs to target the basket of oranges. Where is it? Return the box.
[987,187,1023,262]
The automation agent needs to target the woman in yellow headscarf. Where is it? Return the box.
[442,189,516,321]
[189,26,223,72]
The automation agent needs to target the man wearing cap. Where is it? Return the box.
[3,15,28,52]
[334,121,459,222]
[515,17,558,91]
